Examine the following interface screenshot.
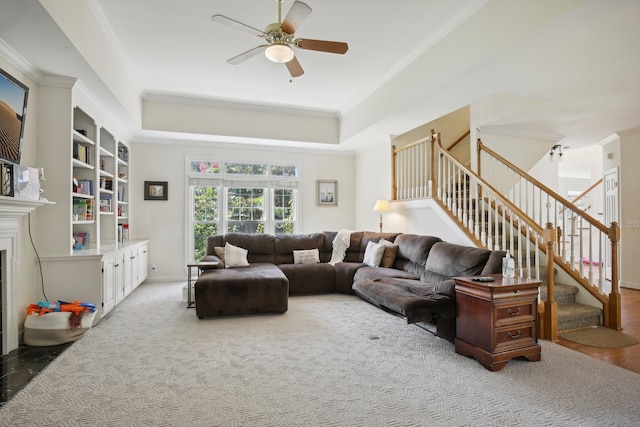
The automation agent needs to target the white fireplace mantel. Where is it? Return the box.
[0,196,54,354]
[0,196,54,217]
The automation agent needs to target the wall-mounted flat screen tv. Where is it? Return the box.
[0,67,29,165]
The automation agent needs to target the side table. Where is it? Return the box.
[186,262,219,308]
[454,274,541,371]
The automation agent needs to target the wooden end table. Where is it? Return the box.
[186,262,219,308]
[454,274,541,371]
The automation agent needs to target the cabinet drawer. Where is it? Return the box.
[495,324,535,347]
[496,302,535,322]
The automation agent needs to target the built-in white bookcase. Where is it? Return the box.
[36,77,147,321]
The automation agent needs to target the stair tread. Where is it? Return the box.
[557,302,602,320]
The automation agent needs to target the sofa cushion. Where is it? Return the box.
[274,233,326,264]
[421,242,490,283]
[353,266,418,282]
[195,263,288,317]
[481,250,507,275]
[224,242,249,268]
[393,234,443,277]
[352,278,455,322]
[333,262,365,294]
[225,233,275,263]
[278,263,335,294]
[378,239,398,268]
[363,241,385,267]
[214,246,225,265]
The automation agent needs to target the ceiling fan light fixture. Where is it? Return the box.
[265,44,294,63]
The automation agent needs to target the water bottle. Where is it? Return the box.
[502,251,515,278]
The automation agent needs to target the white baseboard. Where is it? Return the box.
[621,280,640,290]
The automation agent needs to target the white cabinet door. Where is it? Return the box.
[122,248,133,296]
[129,247,139,291]
[114,252,125,304]
[102,256,116,315]
[137,244,149,285]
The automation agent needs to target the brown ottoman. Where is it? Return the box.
[194,263,289,318]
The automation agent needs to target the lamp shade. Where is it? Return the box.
[265,44,294,63]
[372,199,391,212]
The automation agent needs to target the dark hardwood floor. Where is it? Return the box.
[557,286,640,374]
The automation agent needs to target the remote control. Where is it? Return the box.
[471,276,495,282]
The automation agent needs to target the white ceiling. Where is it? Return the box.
[1,0,639,152]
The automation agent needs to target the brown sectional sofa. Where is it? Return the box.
[195,231,505,342]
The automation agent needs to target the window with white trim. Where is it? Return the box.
[188,160,299,261]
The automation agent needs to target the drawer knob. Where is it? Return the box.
[513,289,520,294]
[507,307,521,316]
[507,330,521,339]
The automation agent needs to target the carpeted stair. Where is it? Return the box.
[539,282,602,331]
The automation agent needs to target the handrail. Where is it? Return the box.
[477,140,609,235]
[445,129,471,152]
[559,178,603,216]
[433,137,544,237]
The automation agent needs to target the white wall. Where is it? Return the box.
[612,131,640,289]
[131,141,355,280]
[354,139,392,232]
[0,56,41,322]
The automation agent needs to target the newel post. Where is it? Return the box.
[608,222,622,330]
[542,222,558,341]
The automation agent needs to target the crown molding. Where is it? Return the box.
[0,38,42,82]
[476,125,564,142]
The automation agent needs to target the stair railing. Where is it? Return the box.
[391,137,432,200]
[477,139,620,331]
[427,132,561,340]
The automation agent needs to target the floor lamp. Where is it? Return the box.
[373,199,391,232]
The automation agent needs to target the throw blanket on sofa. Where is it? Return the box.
[329,229,354,265]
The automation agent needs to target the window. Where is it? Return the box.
[188,160,298,261]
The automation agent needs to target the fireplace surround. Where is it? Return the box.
[0,196,51,354]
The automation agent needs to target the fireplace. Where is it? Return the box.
[0,197,49,355]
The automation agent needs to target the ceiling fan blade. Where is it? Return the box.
[285,56,304,78]
[296,39,348,54]
[227,45,268,65]
[212,14,265,37]
[281,1,312,34]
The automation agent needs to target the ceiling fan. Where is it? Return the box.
[212,0,348,78]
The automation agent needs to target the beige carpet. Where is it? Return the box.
[2,281,640,426]
[559,326,639,349]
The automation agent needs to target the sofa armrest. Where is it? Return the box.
[432,279,456,299]
[199,255,224,269]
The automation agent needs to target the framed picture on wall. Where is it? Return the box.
[144,181,168,200]
[317,180,337,206]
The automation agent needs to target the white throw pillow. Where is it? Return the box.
[293,249,320,264]
[363,241,385,267]
[224,242,249,268]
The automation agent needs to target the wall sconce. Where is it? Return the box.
[372,199,391,232]
[549,144,564,163]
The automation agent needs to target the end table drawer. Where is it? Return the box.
[496,302,535,322]
[496,324,535,347]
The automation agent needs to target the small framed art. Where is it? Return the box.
[144,181,168,201]
[317,180,337,206]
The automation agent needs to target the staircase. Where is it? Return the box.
[391,129,622,340]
